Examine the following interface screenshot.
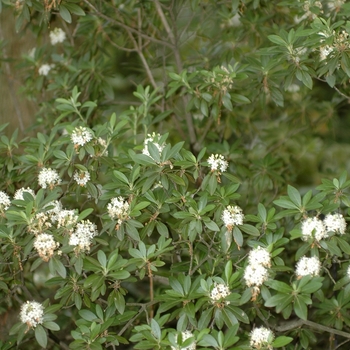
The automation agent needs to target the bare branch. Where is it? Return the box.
[83,0,174,49]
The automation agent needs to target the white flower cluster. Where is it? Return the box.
[95,137,108,156]
[222,205,244,231]
[51,209,78,232]
[107,196,130,225]
[29,212,52,236]
[0,191,11,212]
[28,199,97,256]
[296,256,321,277]
[142,132,165,160]
[20,301,44,328]
[248,246,271,268]
[38,168,62,189]
[207,154,228,172]
[207,66,234,93]
[73,170,90,187]
[250,326,274,349]
[171,330,196,350]
[324,213,346,235]
[320,45,333,61]
[301,214,346,241]
[318,29,350,61]
[347,265,350,279]
[69,220,98,253]
[301,217,327,241]
[294,1,322,23]
[71,126,94,147]
[38,63,54,76]
[34,233,60,262]
[244,246,271,288]
[209,283,230,302]
[49,27,66,45]
[14,187,36,200]
[327,0,345,11]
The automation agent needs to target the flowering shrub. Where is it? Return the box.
[2,1,350,349]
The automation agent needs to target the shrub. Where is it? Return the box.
[1,1,350,349]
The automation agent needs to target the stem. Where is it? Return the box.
[147,261,154,319]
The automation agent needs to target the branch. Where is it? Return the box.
[154,0,197,148]
[275,319,350,339]
[83,0,174,49]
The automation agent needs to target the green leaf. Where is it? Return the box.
[230,93,250,104]
[268,34,287,46]
[240,224,260,236]
[113,170,129,184]
[79,309,98,322]
[43,321,60,331]
[272,336,293,347]
[35,325,47,348]
[287,185,301,207]
[151,319,161,340]
[59,5,72,23]
[63,2,85,16]
[265,280,292,294]
[293,296,308,320]
[77,208,93,221]
[204,220,220,231]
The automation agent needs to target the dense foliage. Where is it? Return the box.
[2,0,350,349]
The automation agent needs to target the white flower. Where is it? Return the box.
[301,217,327,241]
[45,200,63,216]
[320,45,334,60]
[73,170,90,187]
[250,326,274,349]
[34,233,60,262]
[38,64,52,76]
[248,246,271,268]
[51,209,78,230]
[347,265,350,279]
[296,256,321,277]
[69,220,97,253]
[222,205,244,230]
[171,330,196,350]
[38,168,62,189]
[324,213,346,235]
[20,301,44,328]
[286,84,300,93]
[49,27,66,45]
[14,187,36,200]
[327,0,345,11]
[71,126,94,147]
[209,283,230,302]
[0,191,11,211]
[29,212,52,235]
[107,196,130,224]
[207,154,228,172]
[244,264,269,287]
[142,132,166,160]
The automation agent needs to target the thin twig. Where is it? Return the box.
[126,30,158,90]
[117,300,158,336]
